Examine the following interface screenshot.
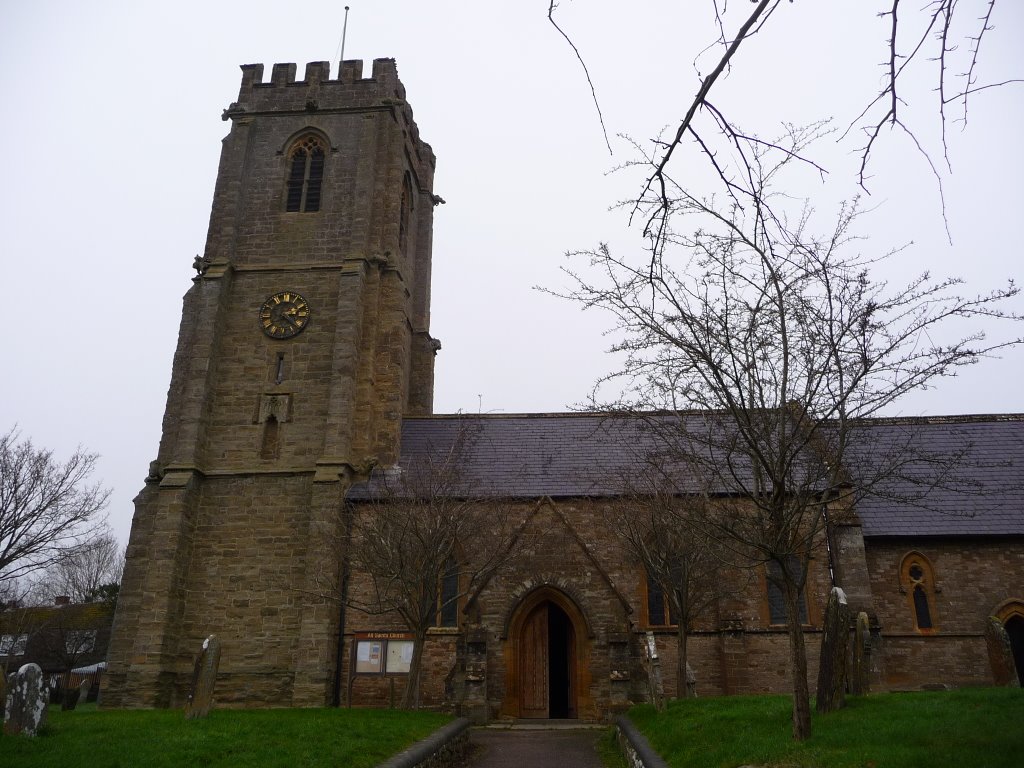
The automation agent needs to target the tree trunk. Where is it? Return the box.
[401,631,427,709]
[783,578,812,741]
[676,622,692,698]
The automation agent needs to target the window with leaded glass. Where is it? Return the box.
[285,135,326,213]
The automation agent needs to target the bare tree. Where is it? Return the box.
[35,533,124,605]
[552,126,1021,739]
[550,1,1020,248]
[346,423,517,709]
[609,480,727,698]
[0,429,111,585]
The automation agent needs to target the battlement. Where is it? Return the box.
[225,58,408,118]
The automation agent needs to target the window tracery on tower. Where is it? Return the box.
[900,551,938,632]
[285,134,326,212]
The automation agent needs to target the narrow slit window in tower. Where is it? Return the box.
[260,415,280,459]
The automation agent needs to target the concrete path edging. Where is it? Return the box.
[615,715,670,768]
[377,717,471,768]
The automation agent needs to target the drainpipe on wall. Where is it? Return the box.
[332,502,354,707]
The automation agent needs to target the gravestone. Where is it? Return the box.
[79,676,93,704]
[850,611,872,695]
[984,616,1020,687]
[61,684,81,711]
[684,661,697,698]
[0,669,8,721]
[184,634,222,719]
[642,631,665,712]
[816,587,850,713]
[3,663,48,736]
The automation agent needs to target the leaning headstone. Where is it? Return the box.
[79,677,93,705]
[850,611,872,695]
[984,616,1020,687]
[184,634,222,719]
[3,663,48,736]
[685,661,697,698]
[816,586,850,713]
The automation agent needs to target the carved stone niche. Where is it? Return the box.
[254,393,293,424]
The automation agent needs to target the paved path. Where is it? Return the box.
[467,728,605,768]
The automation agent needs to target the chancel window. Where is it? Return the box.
[766,556,809,625]
[900,552,938,632]
[436,558,459,628]
[285,135,325,212]
[645,572,678,627]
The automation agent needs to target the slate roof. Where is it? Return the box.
[0,601,114,674]
[347,412,1024,539]
[840,415,1024,537]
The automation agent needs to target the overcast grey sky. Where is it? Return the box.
[2,1,1021,548]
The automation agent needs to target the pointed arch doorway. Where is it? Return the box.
[504,586,590,719]
[994,599,1024,686]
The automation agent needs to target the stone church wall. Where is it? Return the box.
[865,537,1024,689]
[341,497,837,719]
[170,474,317,706]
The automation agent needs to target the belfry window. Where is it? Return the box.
[285,135,325,212]
[900,552,938,632]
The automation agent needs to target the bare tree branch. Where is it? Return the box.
[0,429,110,584]
[548,127,1022,738]
[547,1,613,155]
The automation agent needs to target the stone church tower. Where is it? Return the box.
[103,59,439,707]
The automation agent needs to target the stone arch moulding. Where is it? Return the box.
[276,126,336,156]
[501,584,594,720]
[899,550,939,633]
[993,598,1024,624]
[501,580,595,640]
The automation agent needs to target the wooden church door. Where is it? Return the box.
[520,603,549,718]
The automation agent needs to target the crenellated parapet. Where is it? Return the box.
[222,58,430,166]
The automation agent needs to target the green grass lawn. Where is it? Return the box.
[628,687,1024,768]
[0,705,450,768]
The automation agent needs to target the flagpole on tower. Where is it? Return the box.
[340,6,351,65]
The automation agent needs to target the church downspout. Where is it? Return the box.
[332,502,354,707]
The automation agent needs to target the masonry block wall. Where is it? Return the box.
[103,59,438,708]
[340,498,834,720]
[864,538,1024,689]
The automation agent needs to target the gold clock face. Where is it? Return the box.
[259,291,310,339]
